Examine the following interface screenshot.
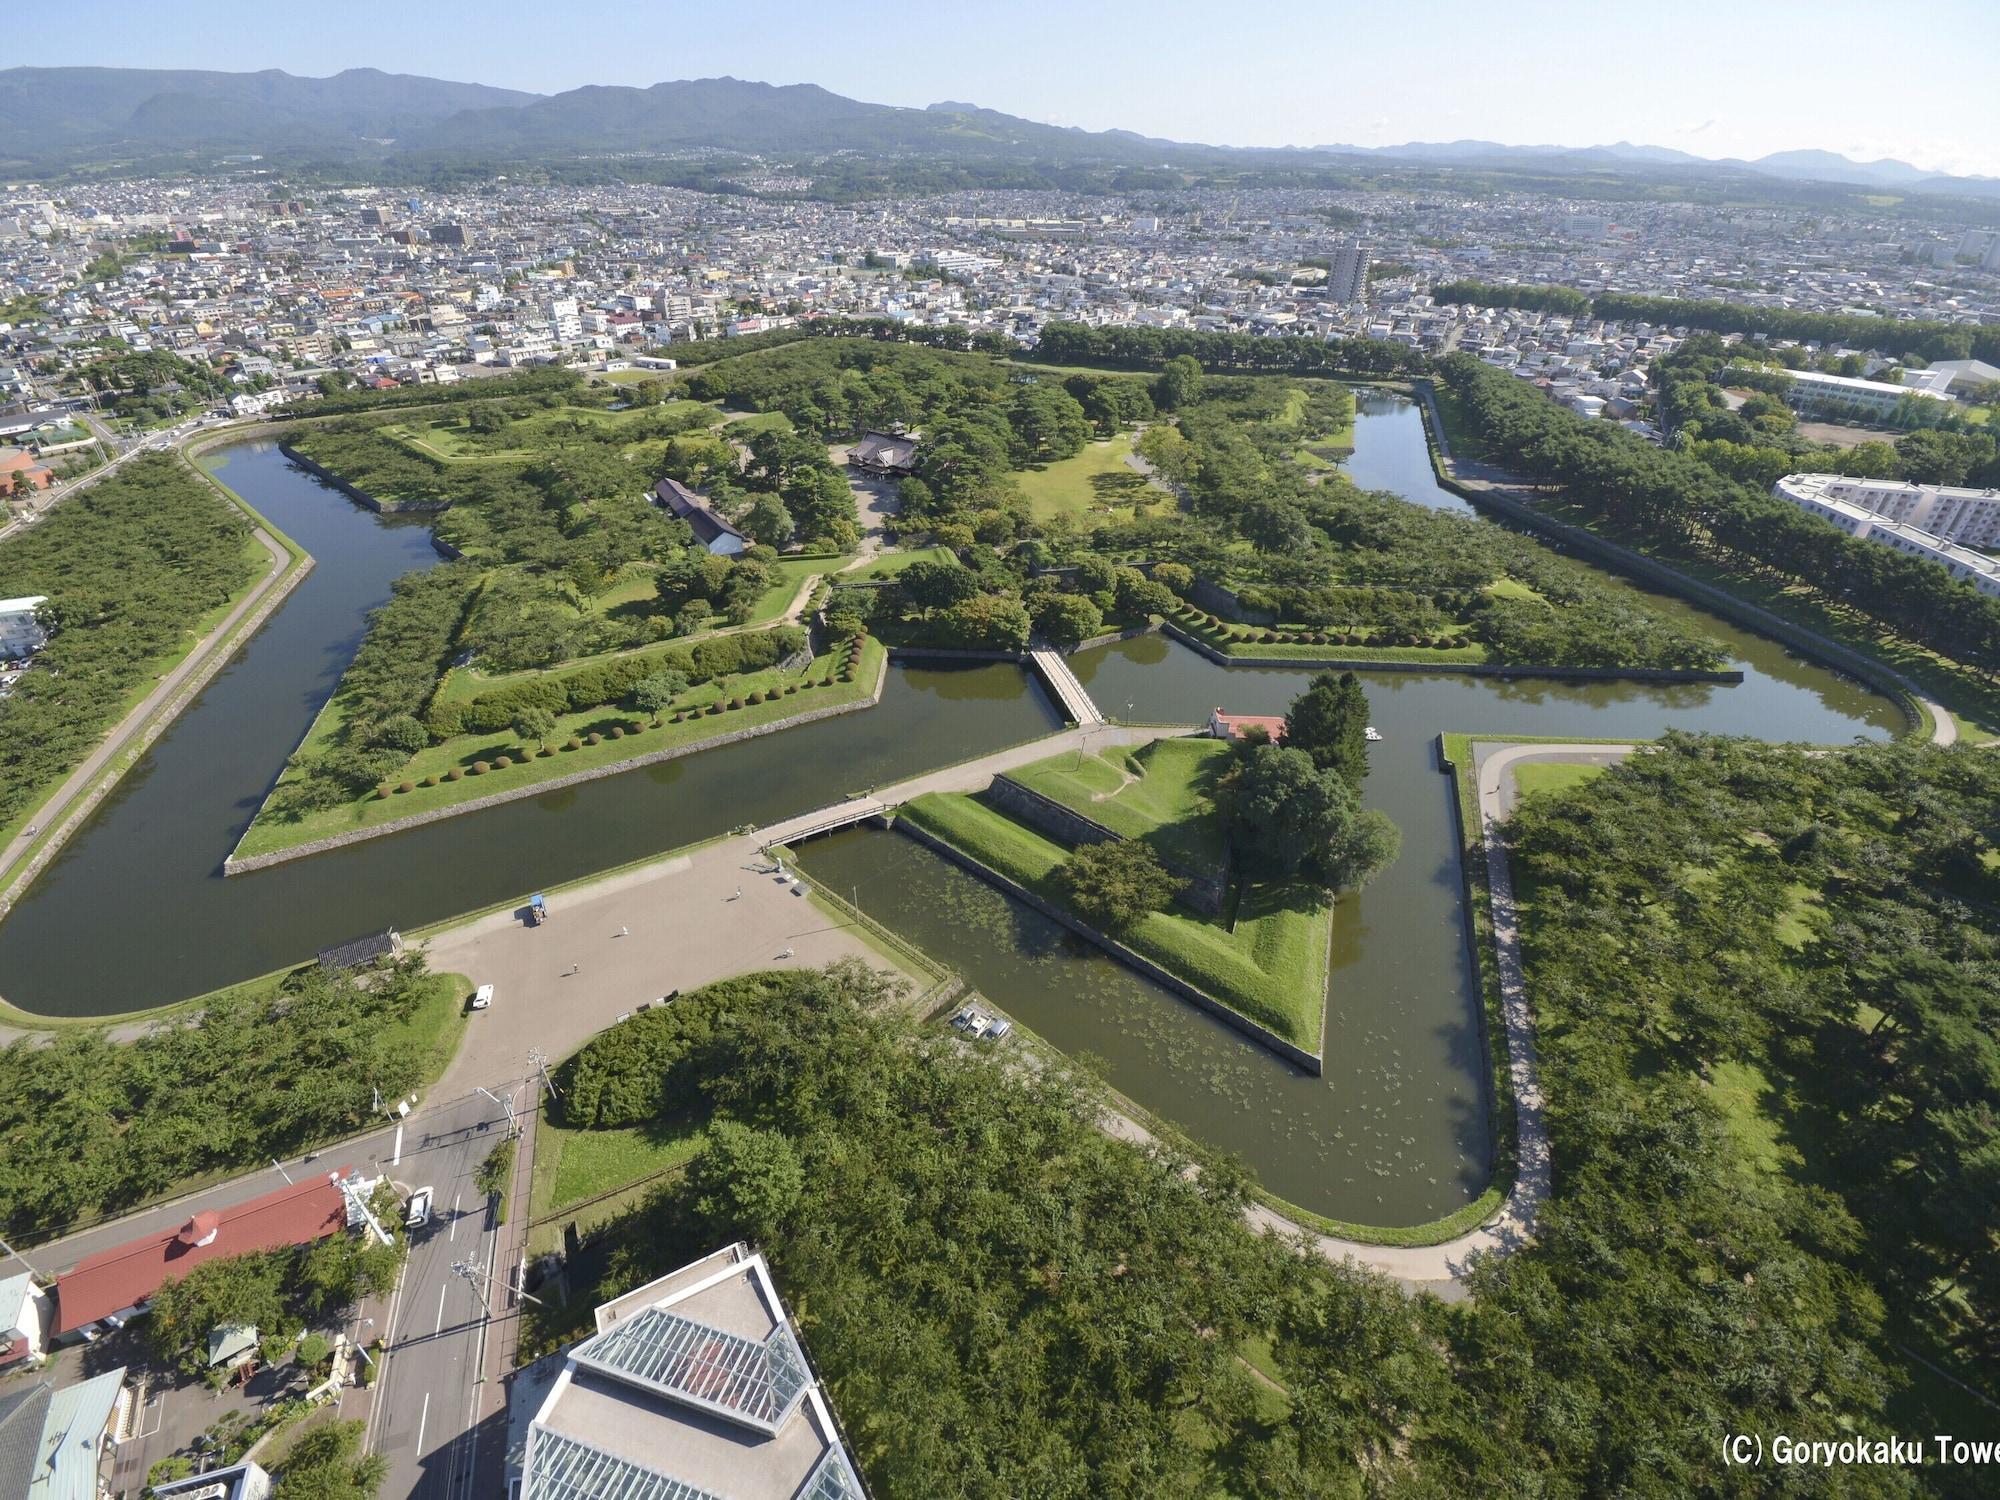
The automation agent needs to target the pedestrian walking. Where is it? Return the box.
[731,886,742,901]
[566,963,580,977]
[777,947,795,959]
[618,925,629,938]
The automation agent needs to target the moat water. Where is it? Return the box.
[0,400,1902,1225]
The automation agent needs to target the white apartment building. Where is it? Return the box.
[1774,474,2000,598]
[1783,368,1954,419]
[0,595,49,658]
[545,296,583,342]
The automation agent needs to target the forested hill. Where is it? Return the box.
[0,66,537,158]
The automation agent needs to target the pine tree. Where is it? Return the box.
[1281,670,1370,788]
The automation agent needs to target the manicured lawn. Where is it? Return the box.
[581,564,664,617]
[532,1118,708,1218]
[1013,433,1162,523]
[1006,738,1230,872]
[722,409,794,435]
[237,637,885,857]
[745,554,850,621]
[899,791,1331,1050]
[1511,760,1605,802]
[847,545,959,580]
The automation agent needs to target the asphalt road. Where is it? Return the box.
[1,1084,524,1500]
[367,1088,524,1500]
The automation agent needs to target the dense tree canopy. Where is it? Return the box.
[548,936,1983,1497]
[1438,352,2000,676]
[1433,280,2000,365]
[0,955,447,1237]
[0,453,255,832]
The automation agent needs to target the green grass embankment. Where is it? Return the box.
[235,637,885,859]
[897,790,1329,1051]
[1005,738,1230,872]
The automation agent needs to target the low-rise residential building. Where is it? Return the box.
[0,1275,52,1372]
[53,1172,358,1338]
[519,1243,864,1500]
[0,1365,127,1500]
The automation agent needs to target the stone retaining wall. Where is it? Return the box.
[1068,622,1162,653]
[894,817,1323,1075]
[984,774,1228,916]
[1158,619,1745,684]
[885,645,1026,663]
[224,652,889,874]
[1188,577,1275,627]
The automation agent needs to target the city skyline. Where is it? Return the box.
[12,0,2000,180]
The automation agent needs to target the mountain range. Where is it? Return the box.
[1318,137,1996,195]
[3,65,1996,201]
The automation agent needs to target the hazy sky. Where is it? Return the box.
[19,0,2000,177]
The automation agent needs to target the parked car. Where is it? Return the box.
[951,1006,1012,1040]
[406,1186,434,1230]
[470,983,494,1011]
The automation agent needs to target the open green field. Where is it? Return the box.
[846,545,959,580]
[1510,760,1606,802]
[898,790,1330,1051]
[379,400,717,465]
[1013,432,1164,523]
[530,1117,708,1221]
[721,409,794,435]
[1005,737,1230,872]
[236,637,885,858]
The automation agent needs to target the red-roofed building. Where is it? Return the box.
[54,1171,354,1336]
[1207,707,1287,744]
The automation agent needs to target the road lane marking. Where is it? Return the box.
[435,1282,447,1335]
[449,1191,461,1242]
[416,1392,430,1455]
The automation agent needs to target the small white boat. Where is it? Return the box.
[1364,726,1383,742]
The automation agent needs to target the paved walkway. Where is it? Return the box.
[1220,741,1631,1292]
[424,724,1185,1097]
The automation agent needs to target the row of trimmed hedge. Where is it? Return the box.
[374,643,866,796]
[426,625,807,738]
[1168,605,1474,651]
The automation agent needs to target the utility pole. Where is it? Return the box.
[0,1235,42,1282]
[451,1257,542,1308]
[528,1049,558,1100]
[340,1175,395,1248]
[475,1085,519,1138]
